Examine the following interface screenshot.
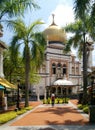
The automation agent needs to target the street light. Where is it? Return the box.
[16,79,20,110]
[64,87,66,103]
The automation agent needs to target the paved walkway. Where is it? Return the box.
[0,100,95,130]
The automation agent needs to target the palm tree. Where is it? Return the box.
[0,0,39,20]
[64,18,93,104]
[9,19,46,107]
[0,0,39,38]
[74,0,95,40]
[73,0,95,104]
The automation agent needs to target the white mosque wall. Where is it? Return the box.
[50,75,56,85]
[72,86,78,94]
[33,43,82,97]
[35,77,46,96]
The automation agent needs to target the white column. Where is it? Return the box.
[0,48,4,77]
[69,56,72,74]
[46,58,50,86]
[44,87,46,100]
[4,96,8,110]
[87,45,93,69]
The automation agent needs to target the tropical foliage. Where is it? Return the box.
[74,0,95,104]
[3,47,25,83]
[0,0,39,20]
[64,17,94,104]
[74,0,95,40]
[0,0,39,38]
[63,0,95,104]
[8,19,46,107]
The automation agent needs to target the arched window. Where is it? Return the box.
[57,63,61,68]
[57,63,61,72]
[57,63,62,78]
[63,64,67,75]
[76,67,79,74]
[72,67,74,75]
[52,63,56,74]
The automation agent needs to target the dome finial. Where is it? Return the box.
[51,14,56,25]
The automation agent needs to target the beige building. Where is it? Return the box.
[32,15,82,99]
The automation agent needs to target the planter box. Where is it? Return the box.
[89,105,95,123]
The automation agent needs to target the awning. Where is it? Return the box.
[0,78,17,89]
[53,79,73,86]
[0,85,5,89]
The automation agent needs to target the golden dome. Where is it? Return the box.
[43,14,66,43]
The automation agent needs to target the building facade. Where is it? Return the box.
[32,15,82,99]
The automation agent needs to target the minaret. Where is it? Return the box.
[51,14,56,25]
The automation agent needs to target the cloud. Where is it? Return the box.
[43,2,95,66]
[47,4,74,27]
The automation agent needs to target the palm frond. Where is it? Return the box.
[74,0,90,19]
[28,19,44,34]
[64,20,83,33]
[0,0,40,19]
[90,3,95,39]
[7,19,27,35]
[64,38,74,53]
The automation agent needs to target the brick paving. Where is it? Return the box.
[10,99,89,126]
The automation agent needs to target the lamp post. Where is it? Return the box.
[64,87,66,103]
[16,79,20,110]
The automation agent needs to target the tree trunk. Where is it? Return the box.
[82,33,88,104]
[25,45,30,107]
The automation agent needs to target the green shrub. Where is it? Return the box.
[16,109,26,115]
[43,99,47,104]
[0,112,17,124]
[47,98,51,104]
[0,106,33,124]
[42,98,69,104]
[56,98,60,104]
[62,98,69,103]
[83,106,89,114]
[83,104,88,109]
[77,104,83,109]
[25,106,32,111]
[59,99,63,104]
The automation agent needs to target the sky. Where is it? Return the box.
[1,0,95,65]
[1,0,75,44]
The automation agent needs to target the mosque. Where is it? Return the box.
[32,15,85,99]
[0,15,94,102]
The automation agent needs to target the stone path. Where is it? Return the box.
[0,100,95,130]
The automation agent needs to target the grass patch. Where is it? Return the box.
[0,106,33,124]
[0,111,17,124]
